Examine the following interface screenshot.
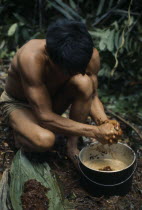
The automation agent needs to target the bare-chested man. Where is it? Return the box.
[0,19,122,167]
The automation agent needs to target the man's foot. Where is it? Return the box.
[66,136,80,170]
[66,147,79,170]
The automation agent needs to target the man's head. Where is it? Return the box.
[46,19,94,76]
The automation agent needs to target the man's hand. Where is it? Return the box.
[94,121,122,144]
[103,119,120,130]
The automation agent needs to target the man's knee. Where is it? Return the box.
[69,74,94,99]
[36,131,56,152]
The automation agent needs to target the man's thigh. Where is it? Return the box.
[9,108,55,150]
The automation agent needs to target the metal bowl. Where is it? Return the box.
[79,142,136,185]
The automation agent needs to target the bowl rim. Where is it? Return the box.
[79,142,136,173]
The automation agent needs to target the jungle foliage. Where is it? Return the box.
[0,0,142,121]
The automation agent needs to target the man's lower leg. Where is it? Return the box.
[67,96,92,168]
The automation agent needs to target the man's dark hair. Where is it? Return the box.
[46,19,94,76]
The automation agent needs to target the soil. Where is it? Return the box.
[0,112,142,210]
[21,179,49,210]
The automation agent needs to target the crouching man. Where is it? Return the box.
[0,19,122,168]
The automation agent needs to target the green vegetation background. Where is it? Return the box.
[0,0,142,125]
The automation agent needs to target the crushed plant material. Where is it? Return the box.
[99,166,113,171]
[21,179,49,210]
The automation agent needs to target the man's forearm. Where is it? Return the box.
[90,95,108,125]
[38,112,98,138]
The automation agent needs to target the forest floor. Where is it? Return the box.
[0,64,142,210]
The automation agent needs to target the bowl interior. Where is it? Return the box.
[79,143,135,172]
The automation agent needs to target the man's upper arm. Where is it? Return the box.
[90,49,100,95]
[19,54,53,120]
[89,48,100,75]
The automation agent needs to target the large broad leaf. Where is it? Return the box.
[10,150,74,210]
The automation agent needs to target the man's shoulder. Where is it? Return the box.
[21,39,46,48]
[13,39,48,80]
[18,39,46,59]
[17,39,47,66]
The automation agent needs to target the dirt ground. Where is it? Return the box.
[0,116,142,210]
[0,65,142,210]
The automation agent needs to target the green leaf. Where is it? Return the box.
[22,27,30,40]
[48,0,84,21]
[13,13,27,25]
[54,0,83,21]
[96,0,105,16]
[10,150,73,210]
[7,23,18,36]
[111,21,119,30]
[0,40,5,49]
[104,29,111,39]
[47,1,74,19]
[114,30,123,49]
[108,0,113,9]
[124,34,130,51]
[69,0,76,9]
[89,30,104,38]
[31,32,43,39]
[99,40,106,51]
[107,29,115,52]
